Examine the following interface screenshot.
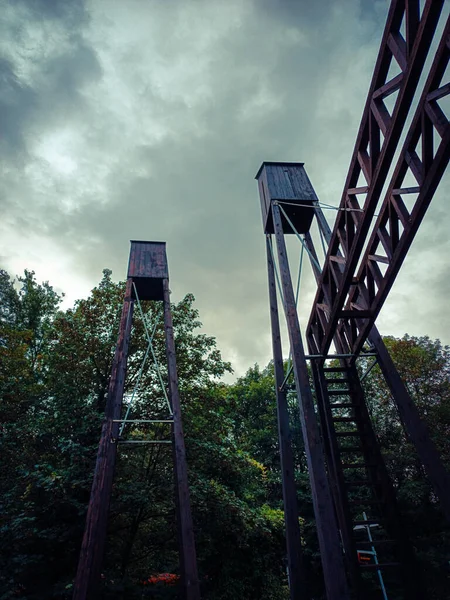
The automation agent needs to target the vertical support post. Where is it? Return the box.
[163,279,201,600]
[313,205,450,522]
[73,278,134,600]
[266,237,309,600]
[271,203,351,600]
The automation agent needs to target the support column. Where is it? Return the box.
[266,237,309,600]
[163,279,201,600]
[271,203,350,600]
[73,278,134,600]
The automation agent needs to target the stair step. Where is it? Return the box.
[360,562,400,570]
[336,431,359,437]
[325,377,349,384]
[333,416,357,422]
[330,403,356,409]
[328,389,351,396]
[358,539,395,546]
[353,518,382,526]
[339,446,363,452]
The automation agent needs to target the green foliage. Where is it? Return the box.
[1,268,449,599]
[359,335,450,599]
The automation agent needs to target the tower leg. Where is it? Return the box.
[271,203,351,600]
[266,237,309,600]
[73,279,134,600]
[163,279,201,600]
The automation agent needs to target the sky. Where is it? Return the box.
[1,0,449,379]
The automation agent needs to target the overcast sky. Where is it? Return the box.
[1,0,449,379]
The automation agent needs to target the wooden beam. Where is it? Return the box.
[349,16,450,353]
[372,72,404,99]
[306,0,445,357]
[272,203,351,600]
[163,278,200,600]
[266,237,309,600]
[73,279,134,600]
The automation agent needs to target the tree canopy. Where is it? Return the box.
[0,268,449,599]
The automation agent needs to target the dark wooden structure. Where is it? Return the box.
[258,165,351,600]
[128,240,168,301]
[73,241,200,600]
[256,162,317,235]
[257,2,450,598]
[266,237,309,600]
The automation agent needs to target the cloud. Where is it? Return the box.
[1,0,448,376]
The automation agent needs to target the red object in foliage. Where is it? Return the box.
[143,573,180,586]
[357,552,371,564]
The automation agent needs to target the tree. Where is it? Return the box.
[1,269,287,600]
[2,267,449,599]
[360,335,450,599]
[0,269,66,599]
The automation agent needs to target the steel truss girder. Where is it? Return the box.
[339,15,450,356]
[307,0,446,356]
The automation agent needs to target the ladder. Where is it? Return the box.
[310,360,423,599]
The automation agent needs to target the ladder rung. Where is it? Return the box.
[358,539,395,546]
[336,431,359,436]
[333,416,357,422]
[330,403,356,409]
[360,562,400,570]
[325,377,349,384]
[323,367,349,372]
[328,389,351,395]
[339,446,362,452]
[353,518,382,526]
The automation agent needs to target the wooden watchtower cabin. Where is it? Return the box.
[255,161,318,234]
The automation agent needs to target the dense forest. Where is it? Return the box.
[1,268,449,599]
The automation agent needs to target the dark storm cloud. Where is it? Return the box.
[14,0,88,22]
[40,41,101,105]
[0,0,99,154]
[1,0,449,373]
[0,57,37,156]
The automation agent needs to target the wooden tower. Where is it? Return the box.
[73,241,200,600]
[256,3,450,597]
